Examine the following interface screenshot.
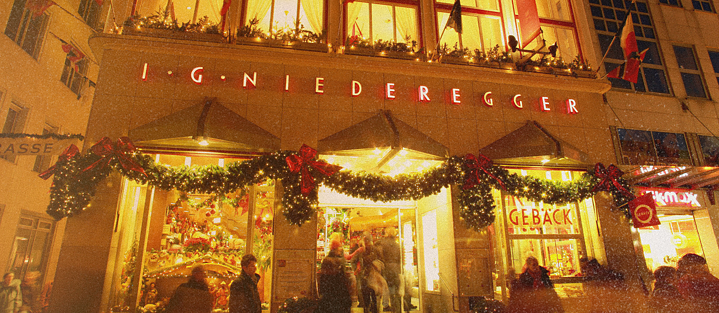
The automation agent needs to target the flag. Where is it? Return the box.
[629,193,660,228]
[516,0,541,47]
[445,0,462,34]
[25,0,55,17]
[607,48,648,84]
[620,15,638,61]
[61,43,85,72]
[220,0,231,31]
[166,0,176,20]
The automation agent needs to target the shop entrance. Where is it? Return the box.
[638,212,706,272]
[316,206,421,313]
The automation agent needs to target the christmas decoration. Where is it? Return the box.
[45,138,635,231]
[0,133,84,140]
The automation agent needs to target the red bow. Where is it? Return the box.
[83,137,147,176]
[38,144,80,180]
[286,145,342,195]
[463,154,504,190]
[592,163,631,196]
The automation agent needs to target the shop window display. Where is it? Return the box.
[108,154,275,313]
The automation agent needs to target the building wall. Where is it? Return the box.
[0,0,97,288]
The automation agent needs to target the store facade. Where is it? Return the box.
[43,30,651,313]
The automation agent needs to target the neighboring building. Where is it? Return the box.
[0,0,100,303]
[23,1,719,313]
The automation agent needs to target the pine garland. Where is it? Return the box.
[45,143,633,231]
[0,133,84,140]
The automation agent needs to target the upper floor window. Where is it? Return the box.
[78,0,103,30]
[708,50,719,86]
[5,0,49,59]
[347,0,419,47]
[244,0,325,38]
[692,0,713,12]
[520,0,580,62]
[673,45,707,98]
[658,0,681,7]
[592,0,670,94]
[32,125,58,173]
[60,54,89,97]
[616,128,691,165]
[436,0,503,53]
[698,135,719,166]
[1,103,29,163]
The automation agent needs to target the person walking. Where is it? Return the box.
[676,253,719,311]
[352,231,386,313]
[0,273,21,313]
[165,266,213,313]
[229,254,262,313]
[507,256,563,313]
[377,227,402,313]
[317,240,352,313]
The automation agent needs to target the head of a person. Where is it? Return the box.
[190,266,207,283]
[524,256,540,274]
[384,227,397,238]
[3,273,13,286]
[241,254,258,277]
[582,259,603,277]
[362,231,374,246]
[329,239,343,252]
[677,253,708,276]
[653,266,677,287]
[329,232,344,245]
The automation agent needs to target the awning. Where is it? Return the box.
[478,120,590,166]
[129,98,279,153]
[621,165,719,190]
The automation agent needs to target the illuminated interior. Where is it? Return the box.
[638,214,704,272]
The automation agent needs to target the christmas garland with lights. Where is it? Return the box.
[0,133,84,140]
[45,138,633,231]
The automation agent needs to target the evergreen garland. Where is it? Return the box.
[45,140,634,231]
[0,133,84,140]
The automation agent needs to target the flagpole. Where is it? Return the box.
[595,36,617,74]
[594,1,636,75]
[431,26,449,61]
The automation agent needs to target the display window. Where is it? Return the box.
[493,168,602,302]
[638,214,704,272]
[107,153,275,313]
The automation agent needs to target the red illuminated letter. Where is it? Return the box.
[566,99,578,114]
[541,97,551,111]
[243,72,257,88]
[513,94,523,109]
[352,81,362,97]
[386,83,395,99]
[418,86,429,102]
[451,88,461,104]
[316,77,324,94]
[191,67,203,84]
[483,92,493,107]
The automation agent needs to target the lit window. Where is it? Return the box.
[673,46,706,98]
[5,0,49,59]
[347,1,418,46]
[692,0,713,12]
[593,0,670,94]
[436,0,502,52]
[78,0,103,30]
[245,0,325,38]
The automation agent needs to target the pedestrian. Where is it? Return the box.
[352,231,386,313]
[377,227,401,313]
[0,273,21,313]
[229,254,262,313]
[648,266,684,312]
[317,239,352,313]
[18,272,41,313]
[164,266,213,313]
[675,253,719,311]
[507,256,563,313]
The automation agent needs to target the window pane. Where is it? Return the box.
[480,16,502,50]
[246,0,272,31]
[618,128,657,165]
[644,68,669,93]
[348,2,370,40]
[4,0,26,41]
[22,14,46,58]
[372,4,394,42]
[698,135,719,165]
[537,0,571,21]
[462,15,482,50]
[273,0,299,31]
[509,239,583,278]
[674,46,698,70]
[477,0,498,10]
[653,131,692,164]
[542,26,577,60]
[437,12,459,50]
[395,6,417,43]
[9,228,33,274]
[599,34,623,60]
[3,108,18,133]
[708,51,719,73]
[637,41,661,65]
[681,73,706,98]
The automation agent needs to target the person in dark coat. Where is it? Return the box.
[229,254,262,313]
[377,227,402,313]
[676,253,719,311]
[165,266,213,313]
[649,266,684,312]
[507,256,563,313]
[316,240,352,313]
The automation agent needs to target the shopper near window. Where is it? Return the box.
[507,256,563,313]
[165,266,213,313]
[229,254,262,313]
[317,240,352,313]
[649,266,684,312]
[676,253,719,311]
[0,273,21,313]
[377,227,401,313]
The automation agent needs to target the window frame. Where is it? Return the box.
[345,0,422,46]
[60,56,89,97]
[4,0,50,59]
[673,45,708,99]
[591,0,671,95]
[32,124,58,173]
[78,0,104,30]
[691,0,714,12]
[434,0,504,52]
[708,50,719,88]
[7,212,55,282]
[241,0,328,39]
[514,0,583,62]
[658,0,682,7]
[1,102,29,163]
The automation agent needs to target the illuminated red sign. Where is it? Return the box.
[508,208,573,226]
[637,188,701,208]
[139,63,580,113]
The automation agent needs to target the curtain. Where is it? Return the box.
[347,2,365,37]
[462,15,481,51]
[395,6,416,43]
[301,0,324,34]
[246,0,272,30]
